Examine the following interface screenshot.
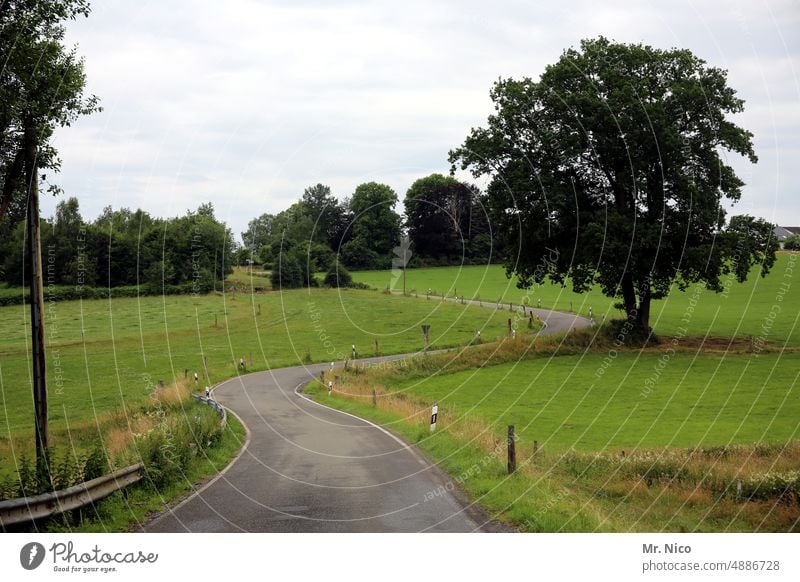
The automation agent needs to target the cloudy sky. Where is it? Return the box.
[47,0,799,241]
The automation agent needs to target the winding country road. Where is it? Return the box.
[144,302,589,532]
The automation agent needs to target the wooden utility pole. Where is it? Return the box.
[25,123,48,471]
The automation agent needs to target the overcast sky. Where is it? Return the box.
[46,0,799,241]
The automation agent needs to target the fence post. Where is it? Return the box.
[507,425,516,474]
[533,440,539,456]
[372,388,377,407]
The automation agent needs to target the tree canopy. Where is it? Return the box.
[344,181,401,264]
[449,37,776,331]
[0,198,235,292]
[0,0,100,224]
[404,173,493,264]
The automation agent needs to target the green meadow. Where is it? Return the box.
[385,351,800,451]
[0,288,509,438]
[353,253,800,345]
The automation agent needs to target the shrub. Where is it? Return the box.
[784,234,800,251]
[324,264,353,288]
[270,255,304,289]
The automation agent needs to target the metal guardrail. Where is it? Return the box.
[193,393,227,428]
[1,394,226,528]
[0,463,142,528]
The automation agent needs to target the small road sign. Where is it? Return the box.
[430,402,438,432]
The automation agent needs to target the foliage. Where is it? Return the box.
[449,36,776,331]
[348,182,401,260]
[404,173,493,262]
[270,253,304,289]
[323,263,353,288]
[0,445,108,500]
[0,0,100,224]
[0,198,235,290]
[245,181,404,275]
[784,234,800,251]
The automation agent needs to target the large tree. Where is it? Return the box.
[449,37,776,331]
[299,183,350,249]
[0,0,99,222]
[342,181,401,268]
[404,173,492,263]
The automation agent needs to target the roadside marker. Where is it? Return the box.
[430,402,438,432]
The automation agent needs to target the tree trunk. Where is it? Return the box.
[637,283,652,332]
[620,272,638,323]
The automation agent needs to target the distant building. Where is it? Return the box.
[774,226,800,248]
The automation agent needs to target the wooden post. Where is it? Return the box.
[258,304,261,315]
[507,318,512,337]
[533,440,539,456]
[184,368,188,378]
[26,144,48,473]
[372,388,377,407]
[507,425,516,474]
[215,313,218,327]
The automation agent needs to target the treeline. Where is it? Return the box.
[0,198,235,294]
[243,174,496,288]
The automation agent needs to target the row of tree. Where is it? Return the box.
[243,175,496,287]
[0,198,235,292]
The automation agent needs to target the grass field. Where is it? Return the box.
[384,352,800,450]
[352,253,800,345]
[226,266,272,291]
[306,381,800,531]
[0,287,509,441]
[307,341,800,531]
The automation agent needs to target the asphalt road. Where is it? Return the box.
[144,302,590,533]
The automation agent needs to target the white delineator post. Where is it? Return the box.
[430,402,438,432]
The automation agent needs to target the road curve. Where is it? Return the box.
[144,301,591,533]
[392,290,591,336]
